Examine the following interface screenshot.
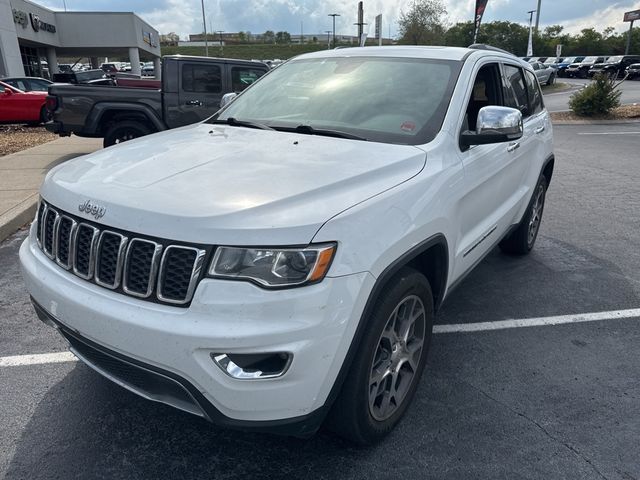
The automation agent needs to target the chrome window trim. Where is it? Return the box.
[42,208,59,259]
[94,231,129,290]
[157,246,206,305]
[72,223,100,280]
[122,239,163,298]
[55,215,77,270]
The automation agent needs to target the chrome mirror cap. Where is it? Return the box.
[220,92,238,108]
[476,106,524,137]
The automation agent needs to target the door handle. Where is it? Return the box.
[186,100,203,106]
[507,142,520,152]
[534,125,545,134]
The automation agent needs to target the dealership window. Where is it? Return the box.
[182,63,222,93]
[231,67,266,92]
[20,46,42,78]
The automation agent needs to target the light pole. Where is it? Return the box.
[526,10,536,57]
[200,0,208,57]
[325,30,332,49]
[217,31,224,56]
[328,13,340,48]
[535,0,542,32]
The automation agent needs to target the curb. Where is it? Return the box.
[0,193,38,244]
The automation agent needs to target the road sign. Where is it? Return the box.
[624,9,640,22]
[556,44,562,57]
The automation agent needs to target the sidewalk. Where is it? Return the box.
[0,136,102,243]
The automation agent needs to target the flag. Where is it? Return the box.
[473,0,489,43]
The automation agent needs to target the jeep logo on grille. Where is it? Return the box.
[78,200,106,219]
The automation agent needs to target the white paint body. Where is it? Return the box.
[20,46,554,424]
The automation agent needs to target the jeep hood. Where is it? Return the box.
[41,124,426,245]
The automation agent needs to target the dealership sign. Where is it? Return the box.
[624,9,640,22]
[12,9,56,33]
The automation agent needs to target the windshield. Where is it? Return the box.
[563,57,576,63]
[544,57,558,63]
[209,56,462,145]
[606,56,623,63]
[582,57,599,64]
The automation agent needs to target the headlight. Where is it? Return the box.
[208,244,336,288]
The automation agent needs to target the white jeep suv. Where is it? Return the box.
[20,45,553,444]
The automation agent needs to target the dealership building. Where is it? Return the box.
[0,0,161,78]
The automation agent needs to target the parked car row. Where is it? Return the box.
[521,55,640,79]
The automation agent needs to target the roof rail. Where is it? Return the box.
[468,44,515,56]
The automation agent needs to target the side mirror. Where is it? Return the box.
[220,92,238,108]
[460,106,523,148]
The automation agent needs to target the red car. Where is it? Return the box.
[0,80,49,125]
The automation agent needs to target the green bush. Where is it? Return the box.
[569,73,621,116]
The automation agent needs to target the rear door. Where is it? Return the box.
[227,64,268,93]
[177,60,226,126]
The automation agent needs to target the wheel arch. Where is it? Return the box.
[320,234,449,418]
[542,154,555,185]
[86,102,165,136]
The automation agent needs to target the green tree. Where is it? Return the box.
[398,0,447,45]
[263,30,275,44]
[444,21,474,47]
[275,31,291,44]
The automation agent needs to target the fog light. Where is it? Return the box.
[211,352,292,379]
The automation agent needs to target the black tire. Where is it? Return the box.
[499,176,548,255]
[546,73,555,86]
[103,121,151,148]
[40,106,52,124]
[326,267,434,445]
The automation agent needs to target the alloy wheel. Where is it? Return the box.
[368,295,426,421]
[528,184,545,246]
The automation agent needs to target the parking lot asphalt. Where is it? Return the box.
[1,123,640,479]
[544,77,640,112]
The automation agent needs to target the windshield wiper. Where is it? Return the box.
[276,124,367,141]
[212,117,275,131]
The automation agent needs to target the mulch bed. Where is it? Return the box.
[0,125,57,157]
[550,104,640,122]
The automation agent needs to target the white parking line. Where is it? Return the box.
[1,308,640,366]
[433,308,640,333]
[577,132,640,135]
[0,351,77,367]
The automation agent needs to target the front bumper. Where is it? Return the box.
[20,228,375,433]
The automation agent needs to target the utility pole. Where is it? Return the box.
[325,30,332,50]
[527,10,536,57]
[200,0,208,56]
[328,13,340,48]
[354,2,365,41]
[217,30,224,56]
[535,0,542,32]
[301,20,304,44]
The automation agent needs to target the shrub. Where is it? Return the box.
[569,73,622,116]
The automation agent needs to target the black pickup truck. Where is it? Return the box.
[46,56,269,147]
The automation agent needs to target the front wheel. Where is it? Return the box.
[103,121,151,148]
[326,267,434,445]
[500,176,548,255]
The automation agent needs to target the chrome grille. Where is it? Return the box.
[34,201,208,306]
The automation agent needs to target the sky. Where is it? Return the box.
[35,0,640,39]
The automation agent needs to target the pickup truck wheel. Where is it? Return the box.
[499,176,548,255]
[327,267,434,445]
[103,121,151,148]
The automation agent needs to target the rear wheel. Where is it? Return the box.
[546,73,555,85]
[103,121,151,148]
[499,176,548,255]
[40,105,52,124]
[327,267,434,445]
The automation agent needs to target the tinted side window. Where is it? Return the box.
[182,64,222,93]
[524,70,543,115]
[502,64,529,117]
[231,67,266,92]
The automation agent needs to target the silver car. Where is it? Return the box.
[530,61,556,85]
